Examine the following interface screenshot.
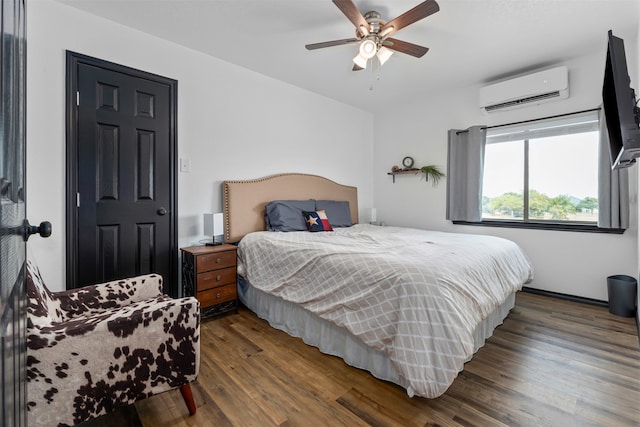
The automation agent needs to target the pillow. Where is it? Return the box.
[265,200,315,232]
[315,200,352,227]
[302,210,333,232]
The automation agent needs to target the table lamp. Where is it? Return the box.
[203,213,224,246]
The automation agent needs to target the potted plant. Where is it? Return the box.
[420,165,445,187]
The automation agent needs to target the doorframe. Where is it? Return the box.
[65,51,178,295]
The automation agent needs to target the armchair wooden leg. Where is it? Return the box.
[179,383,197,415]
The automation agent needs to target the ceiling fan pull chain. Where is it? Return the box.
[370,58,375,91]
[369,57,383,91]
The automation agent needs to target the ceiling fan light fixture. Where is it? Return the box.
[305,0,439,72]
[353,53,368,69]
[376,46,393,65]
[359,39,377,59]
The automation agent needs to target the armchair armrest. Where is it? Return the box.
[52,274,164,320]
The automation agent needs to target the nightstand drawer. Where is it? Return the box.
[197,284,237,306]
[181,244,238,318]
[196,250,236,272]
[197,267,236,291]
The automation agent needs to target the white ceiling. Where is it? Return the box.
[58,0,639,113]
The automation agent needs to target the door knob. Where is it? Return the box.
[157,208,168,216]
[23,220,52,241]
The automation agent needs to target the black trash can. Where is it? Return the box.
[606,275,638,317]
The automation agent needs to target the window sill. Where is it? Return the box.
[452,220,625,234]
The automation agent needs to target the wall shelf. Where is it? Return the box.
[387,169,422,183]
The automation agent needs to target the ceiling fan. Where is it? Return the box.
[305,0,440,71]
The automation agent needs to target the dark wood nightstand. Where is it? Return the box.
[180,244,238,318]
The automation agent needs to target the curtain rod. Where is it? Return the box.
[455,107,601,134]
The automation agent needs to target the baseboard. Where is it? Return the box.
[637,310,640,347]
[522,287,640,346]
[521,287,608,307]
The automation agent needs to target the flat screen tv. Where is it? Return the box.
[603,30,640,169]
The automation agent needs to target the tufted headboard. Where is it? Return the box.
[222,173,359,243]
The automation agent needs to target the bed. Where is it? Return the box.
[223,173,533,398]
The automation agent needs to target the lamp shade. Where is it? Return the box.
[359,39,377,59]
[353,53,368,69]
[204,213,224,238]
[376,46,393,65]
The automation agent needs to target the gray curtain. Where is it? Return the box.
[446,126,486,222]
[598,108,629,229]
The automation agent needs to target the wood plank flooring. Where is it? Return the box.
[81,292,640,427]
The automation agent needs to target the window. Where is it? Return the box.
[481,111,600,226]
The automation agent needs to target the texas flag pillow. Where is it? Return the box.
[302,210,333,232]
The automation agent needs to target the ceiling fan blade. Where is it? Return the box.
[305,38,360,50]
[332,0,368,30]
[384,38,429,58]
[352,64,364,71]
[380,0,439,37]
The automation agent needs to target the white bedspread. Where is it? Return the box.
[237,224,533,397]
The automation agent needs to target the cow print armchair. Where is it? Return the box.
[26,259,200,427]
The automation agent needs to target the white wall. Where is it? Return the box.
[373,47,639,301]
[26,0,374,291]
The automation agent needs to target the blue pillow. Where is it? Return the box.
[315,200,352,227]
[265,200,315,231]
[302,210,333,232]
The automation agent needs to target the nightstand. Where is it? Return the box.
[180,244,238,318]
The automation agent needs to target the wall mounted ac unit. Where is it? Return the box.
[479,66,569,113]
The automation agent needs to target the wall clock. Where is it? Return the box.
[402,156,414,168]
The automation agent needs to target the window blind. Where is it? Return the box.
[487,111,599,143]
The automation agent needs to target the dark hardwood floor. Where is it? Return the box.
[81,292,640,427]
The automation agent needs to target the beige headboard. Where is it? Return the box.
[222,173,359,243]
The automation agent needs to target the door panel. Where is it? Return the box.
[97,124,119,200]
[67,53,178,296]
[136,129,155,200]
[1,0,27,425]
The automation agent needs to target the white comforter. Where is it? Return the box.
[237,224,533,397]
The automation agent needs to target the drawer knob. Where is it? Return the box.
[216,275,221,281]
[216,292,221,299]
[216,258,222,263]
